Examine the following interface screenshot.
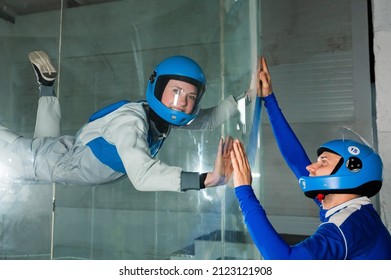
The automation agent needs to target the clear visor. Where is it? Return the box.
[172,88,197,110]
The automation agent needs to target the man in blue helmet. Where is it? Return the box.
[230,56,391,259]
[0,51,245,191]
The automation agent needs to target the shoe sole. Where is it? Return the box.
[29,51,57,81]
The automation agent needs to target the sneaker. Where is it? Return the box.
[29,50,57,86]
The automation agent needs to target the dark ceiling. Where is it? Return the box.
[0,0,118,23]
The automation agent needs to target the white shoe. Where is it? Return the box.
[29,50,57,86]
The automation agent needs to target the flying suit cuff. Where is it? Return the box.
[180,171,205,191]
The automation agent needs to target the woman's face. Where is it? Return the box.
[160,79,198,114]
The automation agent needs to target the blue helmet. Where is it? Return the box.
[299,139,383,198]
[146,56,206,126]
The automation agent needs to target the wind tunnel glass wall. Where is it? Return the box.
[0,4,61,259]
[0,0,260,260]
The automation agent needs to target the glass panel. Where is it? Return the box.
[53,0,259,259]
[0,2,61,259]
[0,0,259,260]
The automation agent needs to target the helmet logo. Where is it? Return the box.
[348,145,360,155]
[149,71,157,83]
[299,178,306,189]
[346,156,362,172]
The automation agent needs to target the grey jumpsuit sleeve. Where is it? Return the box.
[183,95,239,130]
[77,96,238,192]
[78,104,187,192]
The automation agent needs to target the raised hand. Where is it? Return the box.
[204,136,234,187]
[258,56,273,97]
[230,139,252,187]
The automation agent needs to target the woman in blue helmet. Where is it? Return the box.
[0,51,244,191]
[231,56,391,259]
